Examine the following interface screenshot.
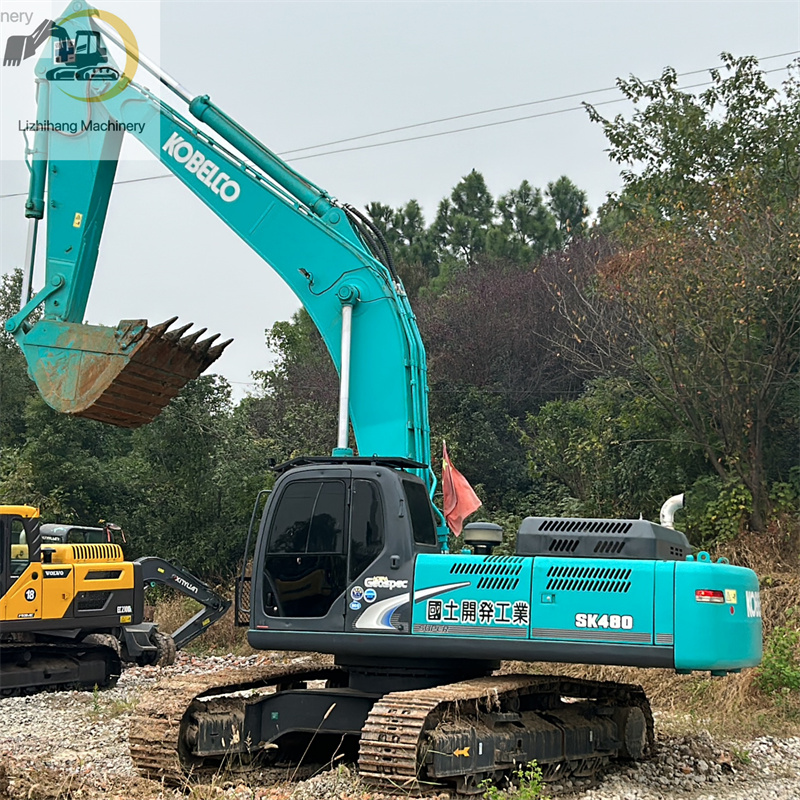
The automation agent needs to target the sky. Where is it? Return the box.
[1,0,798,398]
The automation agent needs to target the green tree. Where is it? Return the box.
[569,55,800,531]
[589,53,800,219]
[434,169,496,270]
[0,270,37,448]
[546,176,589,245]
[246,309,339,460]
[116,375,270,577]
[367,199,439,298]
[526,376,706,520]
[489,180,559,262]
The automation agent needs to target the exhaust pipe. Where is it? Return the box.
[660,493,685,529]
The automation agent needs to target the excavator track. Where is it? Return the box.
[129,658,340,784]
[131,664,653,793]
[359,674,654,794]
[0,640,121,696]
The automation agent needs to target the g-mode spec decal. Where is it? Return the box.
[365,576,408,591]
[746,590,762,618]
[24,588,36,602]
[353,592,410,631]
[426,598,530,626]
[575,613,633,630]
[353,582,470,631]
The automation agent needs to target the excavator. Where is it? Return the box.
[4,2,762,791]
[0,504,231,693]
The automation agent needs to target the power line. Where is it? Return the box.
[280,50,800,156]
[0,171,173,200]
[288,65,794,161]
[1,52,796,200]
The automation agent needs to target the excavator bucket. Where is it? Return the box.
[18,317,231,428]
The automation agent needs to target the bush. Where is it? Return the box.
[756,609,800,700]
[684,476,752,546]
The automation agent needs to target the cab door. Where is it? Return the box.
[262,475,350,626]
[1,515,43,622]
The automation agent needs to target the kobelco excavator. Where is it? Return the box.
[5,2,762,791]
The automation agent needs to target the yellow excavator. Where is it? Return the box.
[0,505,231,694]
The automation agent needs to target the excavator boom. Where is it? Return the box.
[6,3,431,479]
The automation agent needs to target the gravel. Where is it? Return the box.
[1,654,798,800]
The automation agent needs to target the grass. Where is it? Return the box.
[149,587,255,656]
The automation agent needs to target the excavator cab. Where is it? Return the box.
[246,458,437,635]
[0,506,40,598]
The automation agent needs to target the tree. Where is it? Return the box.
[489,180,559,262]
[0,270,37,448]
[567,55,800,531]
[589,53,800,220]
[433,169,496,270]
[367,200,439,298]
[116,375,270,577]
[526,376,706,520]
[546,176,590,245]
[246,309,339,460]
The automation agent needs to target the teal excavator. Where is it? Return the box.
[4,3,762,792]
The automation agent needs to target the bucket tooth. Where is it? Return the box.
[178,327,208,350]
[207,338,234,360]
[163,322,193,342]
[194,333,221,356]
[148,316,180,337]
[19,317,233,428]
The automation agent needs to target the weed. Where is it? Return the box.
[91,683,101,714]
[480,761,549,800]
[732,747,752,765]
[756,610,800,698]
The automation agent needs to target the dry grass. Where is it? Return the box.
[151,588,255,656]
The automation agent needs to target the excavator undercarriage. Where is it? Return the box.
[129,657,653,793]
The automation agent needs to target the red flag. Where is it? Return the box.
[442,441,482,535]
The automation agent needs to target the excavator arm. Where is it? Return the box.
[135,556,231,650]
[7,2,431,482]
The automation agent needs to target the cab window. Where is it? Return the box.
[10,518,29,579]
[264,480,347,618]
[349,479,384,579]
[403,479,438,546]
[268,480,345,555]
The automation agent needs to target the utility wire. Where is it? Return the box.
[280,50,800,156]
[1,52,796,200]
[288,65,794,161]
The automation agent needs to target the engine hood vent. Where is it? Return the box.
[515,517,691,561]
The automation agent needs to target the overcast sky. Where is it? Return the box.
[1,0,798,398]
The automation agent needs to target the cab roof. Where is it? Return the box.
[0,505,40,518]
